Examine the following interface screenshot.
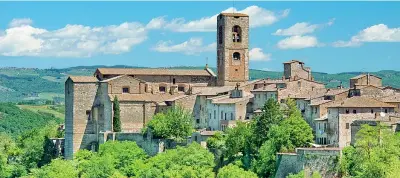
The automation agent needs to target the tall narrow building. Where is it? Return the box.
[217,13,249,86]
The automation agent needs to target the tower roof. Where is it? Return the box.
[219,13,249,17]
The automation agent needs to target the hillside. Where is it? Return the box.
[1,66,400,102]
[0,103,63,138]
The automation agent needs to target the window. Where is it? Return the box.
[353,110,357,114]
[209,113,212,120]
[218,26,223,44]
[178,86,185,92]
[233,52,241,60]
[214,110,216,119]
[231,113,234,120]
[346,123,350,129]
[173,78,176,84]
[196,119,200,124]
[346,109,350,114]
[235,69,238,72]
[122,87,129,93]
[221,111,224,120]
[232,25,241,42]
[86,110,91,121]
[225,113,227,120]
[385,109,388,113]
[159,86,166,92]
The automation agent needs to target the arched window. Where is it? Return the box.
[233,52,241,60]
[232,25,241,42]
[218,26,223,44]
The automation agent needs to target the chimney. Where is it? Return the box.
[263,81,266,90]
[367,73,370,85]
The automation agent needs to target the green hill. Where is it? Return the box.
[1,66,400,102]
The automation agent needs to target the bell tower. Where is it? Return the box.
[217,13,249,86]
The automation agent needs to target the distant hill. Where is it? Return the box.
[1,66,400,102]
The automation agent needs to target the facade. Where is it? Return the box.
[217,13,249,86]
[65,12,400,160]
[349,74,382,88]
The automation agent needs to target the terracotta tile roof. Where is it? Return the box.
[109,93,186,103]
[379,94,400,103]
[96,68,213,77]
[210,91,253,104]
[328,96,395,108]
[251,84,278,92]
[219,13,248,17]
[68,76,98,83]
[350,74,382,80]
[325,88,349,96]
[194,86,235,96]
[310,99,332,106]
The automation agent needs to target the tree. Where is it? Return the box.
[98,141,147,174]
[251,140,277,178]
[252,98,283,148]
[206,131,225,150]
[286,170,304,178]
[340,124,400,178]
[80,154,117,178]
[113,96,122,132]
[31,159,78,178]
[144,106,193,141]
[38,136,57,167]
[135,143,215,178]
[217,164,257,178]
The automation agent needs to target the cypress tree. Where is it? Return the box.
[113,96,121,132]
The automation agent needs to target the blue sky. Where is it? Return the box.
[0,2,399,73]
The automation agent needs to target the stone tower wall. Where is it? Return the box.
[217,14,249,86]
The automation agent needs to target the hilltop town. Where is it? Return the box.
[60,12,400,177]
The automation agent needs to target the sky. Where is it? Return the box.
[0,1,399,73]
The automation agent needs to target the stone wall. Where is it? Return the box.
[65,80,98,159]
[275,148,341,178]
[217,14,249,86]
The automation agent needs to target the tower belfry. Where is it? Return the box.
[216,13,249,86]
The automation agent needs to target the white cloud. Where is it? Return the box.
[277,35,319,49]
[9,18,33,27]
[0,21,147,57]
[333,24,400,47]
[273,19,335,36]
[150,6,289,32]
[152,38,216,55]
[249,48,271,61]
[146,16,166,29]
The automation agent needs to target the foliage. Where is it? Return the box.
[206,131,226,150]
[31,159,78,178]
[251,140,277,178]
[38,136,57,167]
[340,124,400,178]
[144,106,193,141]
[135,143,215,178]
[112,96,121,132]
[286,170,304,178]
[252,98,283,148]
[217,164,257,178]
[0,103,62,138]
[224,121,254,169]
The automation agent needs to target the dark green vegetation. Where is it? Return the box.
[143,106,193,141]
[2,66,400,102]
[339,124,400,177]
[0,103,63,138]
[112,96,121,132]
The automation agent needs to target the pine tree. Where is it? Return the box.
[113,96,121,132]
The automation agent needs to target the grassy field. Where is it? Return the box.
[18,105,65,120]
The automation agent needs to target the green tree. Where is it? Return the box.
[31,159,78,178]
[144,106,193,141]
[38,136,57,167]
[251,140,277,178]
[80,154,116,178]
[217,164,257,178]
[206,131,225,150]
[98,141,147,175]
[113,96,122,132]
[252,98,283,148]
[286,170,304,178]
[136,143,215,178]
[340,124,400,178]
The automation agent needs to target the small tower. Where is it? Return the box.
[217,13,249,86]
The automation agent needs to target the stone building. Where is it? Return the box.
[217,13,249,86]
[65,11,400,161]
[349,73,382,88]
